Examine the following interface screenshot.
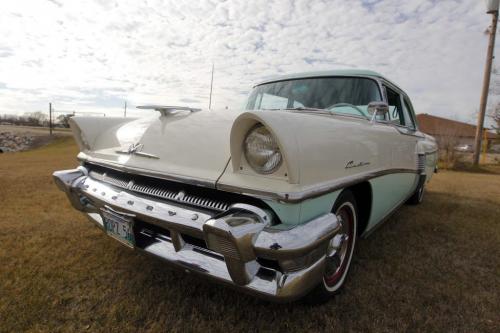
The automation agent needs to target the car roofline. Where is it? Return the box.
[253,70,405,94]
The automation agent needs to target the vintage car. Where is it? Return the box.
[53,70,438,302]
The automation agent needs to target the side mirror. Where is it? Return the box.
[367,101,389,123]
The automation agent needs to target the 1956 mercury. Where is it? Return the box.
[53,70,438,302]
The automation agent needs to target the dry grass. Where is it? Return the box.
[1,138,499,333]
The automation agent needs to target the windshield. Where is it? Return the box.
[246,77,382,118]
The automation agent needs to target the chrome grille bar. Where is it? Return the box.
[88,169,230,212]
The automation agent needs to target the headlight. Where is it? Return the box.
[243,124,282,174]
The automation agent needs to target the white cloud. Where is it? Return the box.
[0,0,498,126]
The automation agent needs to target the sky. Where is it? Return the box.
[0,0,498,125]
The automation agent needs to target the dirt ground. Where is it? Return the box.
[0,138,499,332]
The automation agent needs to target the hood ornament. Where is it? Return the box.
[137,105,201,117]
[127,143,143,154]
[116,143,159,159]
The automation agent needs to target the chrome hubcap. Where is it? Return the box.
[327,229,348,257]
[324,208,353,283]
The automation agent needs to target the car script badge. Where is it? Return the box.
[345,160,370,169]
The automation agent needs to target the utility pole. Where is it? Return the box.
[208,63,214,110]
[473,2,499,165]
[124,101,127,117]
[49,102,53,136]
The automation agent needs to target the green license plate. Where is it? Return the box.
[101,208,135,248]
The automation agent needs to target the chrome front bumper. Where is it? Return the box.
[53,167,340,301]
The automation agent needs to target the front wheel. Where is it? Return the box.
[305,190,358,304]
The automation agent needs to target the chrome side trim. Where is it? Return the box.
[81,156,417,204]
[394,126,425,138]
[217,168,418,203]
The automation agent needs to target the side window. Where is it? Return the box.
[402,98,416,129]
[257,93,288,109]
[384,86,404,126]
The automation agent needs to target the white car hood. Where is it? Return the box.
[77,109,241,186]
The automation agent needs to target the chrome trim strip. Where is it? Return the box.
[78,155,217,189]
[423,149,438,155]
[394,126,425,138]
[81,157,418,203]
[116,150,160,159]
[217,168,418,203]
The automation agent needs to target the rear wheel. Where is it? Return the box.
[407,181,425,205]
[305,190,358,304]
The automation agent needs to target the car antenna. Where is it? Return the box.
[208,63,214,110]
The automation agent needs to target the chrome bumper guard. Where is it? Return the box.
[53,167,341,301]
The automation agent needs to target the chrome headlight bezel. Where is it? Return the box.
[243,124,282,174]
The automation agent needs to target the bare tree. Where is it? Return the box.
[438,126,463,168]
[56,114,73,128]
[24,111,48,127]
[488,102,500,136]
[487,66,500,137]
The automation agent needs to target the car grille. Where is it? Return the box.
[88,168,231,212]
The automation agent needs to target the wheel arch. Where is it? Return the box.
[336,181,372,237]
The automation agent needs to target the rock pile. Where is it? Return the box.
[0,132,35,152]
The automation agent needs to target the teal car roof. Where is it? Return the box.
[255,69,403,92]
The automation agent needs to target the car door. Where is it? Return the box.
[387,83,423,182]
[365,83,421,230]
[401,95,438,179]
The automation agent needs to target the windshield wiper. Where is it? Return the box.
[261,107,327,112]
[284,107,326,112]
